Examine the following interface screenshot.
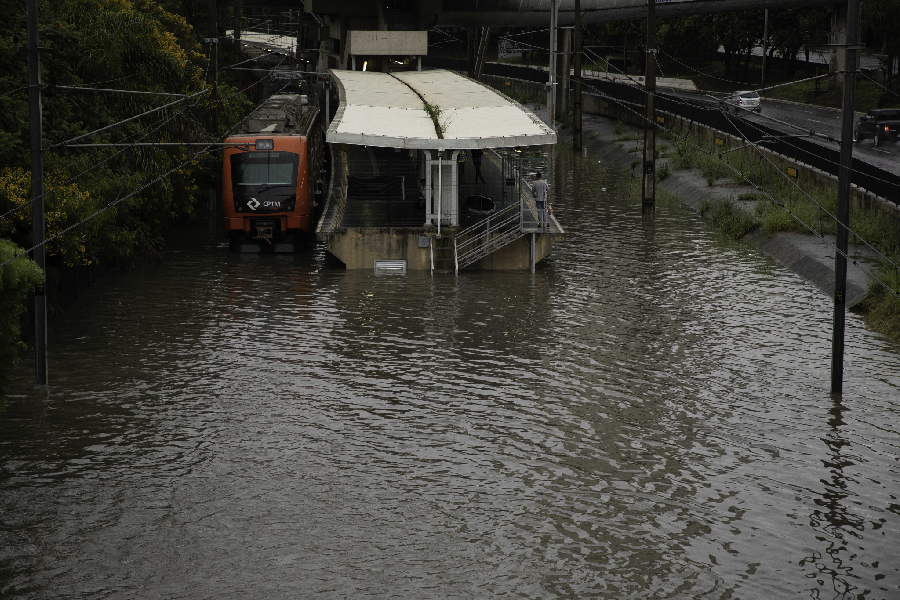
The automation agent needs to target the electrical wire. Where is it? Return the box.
[1,48,291,236]
[574,66,900,300]
[858,70,900,100]
[0,145,225,270]
[1,84,27,98]
[579,43,900,194]
[0,94,207,223]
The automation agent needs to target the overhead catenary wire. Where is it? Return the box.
[1,46,292,245]
[0,145,226,270]
[47,89,210,150]
[572,53,900,300]
[579,41,900,194]
[0,91,210,223]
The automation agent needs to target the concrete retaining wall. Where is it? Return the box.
[482,74,900,221]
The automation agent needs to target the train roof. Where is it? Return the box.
[232,88,319,137]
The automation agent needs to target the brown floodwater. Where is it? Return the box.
[2,149,899,599]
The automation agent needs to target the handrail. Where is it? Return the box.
[454,205,524,271]
[455,202,519,238]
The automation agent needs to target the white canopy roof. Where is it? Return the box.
[326,69,556,150]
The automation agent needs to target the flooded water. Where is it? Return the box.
[3,148,900,599]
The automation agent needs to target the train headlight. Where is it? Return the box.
[255,138,275,150]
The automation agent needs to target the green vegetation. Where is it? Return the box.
[700,197,760,239]
[661,124,900,339]
[0,0,255,394]
[656,161,670,181]
[0,240,43,400]
[506,86,545,108]
[424,102,445,138]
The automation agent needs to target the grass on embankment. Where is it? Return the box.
[658,128,900,341]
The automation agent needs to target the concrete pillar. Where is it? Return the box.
[428,150,457,227]
[557,27,571,116]
[830,4,849,89]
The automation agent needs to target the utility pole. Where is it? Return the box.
[832,0,860,394]
[642,0,656,213]
[27,0,48,385]
[467,28,476,78]
[547,0,559,129]
[762,9,769,85]
[573,0,582,151]
[207,0,218,134]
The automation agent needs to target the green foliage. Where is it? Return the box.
[0,240,43,398]
[0,0,256,391]
[701,155,730,186]
[423,102,445,138]
[0,0,254,270]
[656,161,670,181]
[669,137,698,170]
[613,119,626,136]
[701,197,760,239]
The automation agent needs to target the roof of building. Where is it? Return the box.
[326,69,557,150]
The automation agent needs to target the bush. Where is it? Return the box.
[703,198,760,239]
[656,161,670,181]
[0,239,43,399]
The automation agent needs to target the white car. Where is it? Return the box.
[723,90,761,113]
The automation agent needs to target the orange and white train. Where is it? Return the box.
[221,81,324,252]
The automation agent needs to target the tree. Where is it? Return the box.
[0,239,43,399]
[863,0,900,90]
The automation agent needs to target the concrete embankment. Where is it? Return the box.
[584,112,882,307]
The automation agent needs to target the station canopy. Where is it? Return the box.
[326,69,557,150]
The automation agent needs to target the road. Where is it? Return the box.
[662,87,900,178]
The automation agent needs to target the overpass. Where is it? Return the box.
[352,0,837,27]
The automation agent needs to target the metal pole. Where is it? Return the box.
[831,0,859,394]
[530,233,536,274]
[437,151,443,237]
[467,28,476,78]
[548,0,558,128]
[27,0,47,386]
[208,0,218,134]
[761,9,769,85]
[642,0,656,213]
[574,0,583,151]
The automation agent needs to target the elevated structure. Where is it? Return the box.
[317,69,561,271]
[303,0,837,30]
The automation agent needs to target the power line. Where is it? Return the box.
[579,75,900,301]
[0,145,225,270]
[0,95,206,223]
[47,89,209,150]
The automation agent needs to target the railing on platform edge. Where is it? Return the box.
[453,203,524,272]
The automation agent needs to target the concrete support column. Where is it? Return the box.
[557,27,571,116]
[423,151,433,225]
[547,0,558,128]
[830,4,848,89]
[428,150,457,227]
[450,150,460,226]
[468,28,476,78]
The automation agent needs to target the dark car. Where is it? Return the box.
[853,109,900,146]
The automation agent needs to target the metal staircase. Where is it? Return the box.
[453,203,524,271]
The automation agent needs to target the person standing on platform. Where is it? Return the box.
[472,149,486,183]
[532,172,550,229]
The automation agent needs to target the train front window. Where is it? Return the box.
[230,151,300,213]
[231,151,299,186]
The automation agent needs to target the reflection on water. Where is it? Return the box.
[2,148,900,599]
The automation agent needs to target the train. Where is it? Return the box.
[221,75,325,252]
